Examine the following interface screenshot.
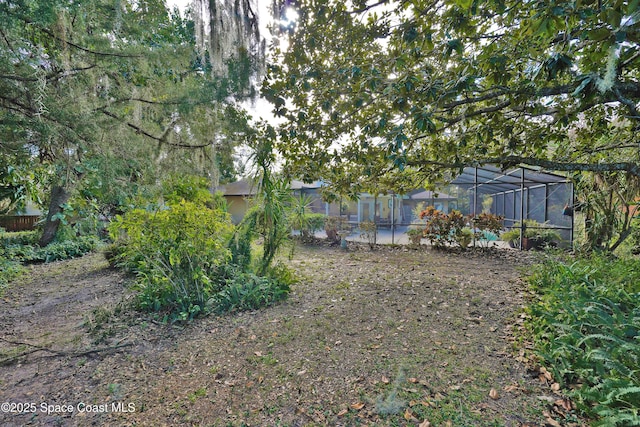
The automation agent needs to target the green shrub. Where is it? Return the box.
[109,201,234,320]
[2,235,100,264]
[37,236,101,262]
[0,230,40,246]
[500,228,520,246]
[0,256,24,295]
[525,255,640,425]
[302,213,326,236]
[213,269,291,314]
[3,243,38,262]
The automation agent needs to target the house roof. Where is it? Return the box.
[220,178,325,196]
[219,179,257,196]
[289,180,324,190]
[221,166,570,199]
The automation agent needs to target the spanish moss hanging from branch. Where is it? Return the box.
[193,0,278,96]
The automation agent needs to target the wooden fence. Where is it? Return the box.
[0,215,40,232]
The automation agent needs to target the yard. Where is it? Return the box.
[0,243,576,426]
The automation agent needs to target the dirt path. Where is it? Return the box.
[0,244,563,426]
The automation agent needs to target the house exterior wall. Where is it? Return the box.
[225,196,251,224]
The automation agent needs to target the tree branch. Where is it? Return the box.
[99,109,213,149]
[8,12,142,59]
[406,155,640,178]
[0,337,133,365]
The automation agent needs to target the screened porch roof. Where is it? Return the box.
[450,165,571,195]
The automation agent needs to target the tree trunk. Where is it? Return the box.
[38,185,71,247]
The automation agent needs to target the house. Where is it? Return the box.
[218,179,258,224]
[0,200,42,232]
[221,178,423,227]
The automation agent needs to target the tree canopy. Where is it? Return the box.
[0,0,265,244]
[263,0,640,194]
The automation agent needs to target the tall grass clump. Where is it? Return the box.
[525,254,640,426]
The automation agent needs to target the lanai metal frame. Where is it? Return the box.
[451,165,574,248]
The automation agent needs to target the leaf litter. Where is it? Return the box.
[0,244,582,426]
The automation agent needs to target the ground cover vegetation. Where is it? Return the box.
[0,228,100,295]
[3,243,565,427]
[258,1,640,423]
[524,254,640,426]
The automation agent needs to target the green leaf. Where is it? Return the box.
[572,76,593,97]
[454,0,473,9]
[606,9,622,27]
[446,39,464,55]
[588,28,611,41]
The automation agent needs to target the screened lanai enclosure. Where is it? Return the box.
[315,165,573,248]
[268,165,575,248]
[451,165,574,248]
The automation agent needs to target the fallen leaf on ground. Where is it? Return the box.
[350,402,365,410]
[337,409,348,417]
[540,366,553,381]
[489,388,499,400]
[543,411,562,427]
[555,398,574,411]
[404,408,418,421]
[419,420,431,427]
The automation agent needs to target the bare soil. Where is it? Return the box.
[0,243,576,426]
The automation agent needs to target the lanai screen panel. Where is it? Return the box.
[450,165,574,245]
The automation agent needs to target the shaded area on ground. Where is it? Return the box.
[0,245,567,426]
